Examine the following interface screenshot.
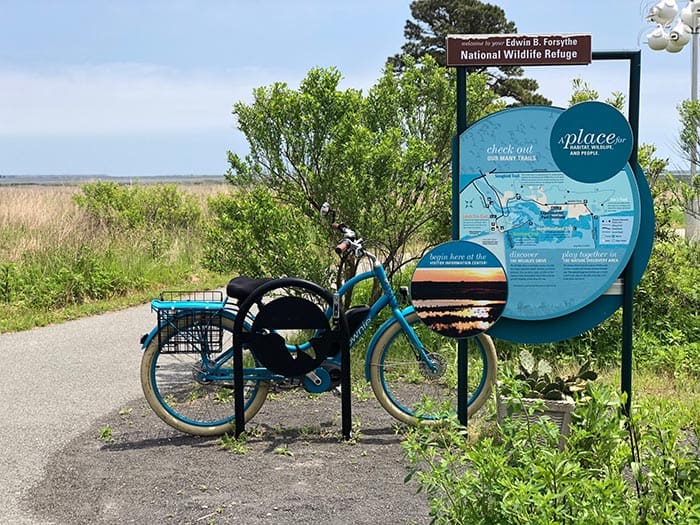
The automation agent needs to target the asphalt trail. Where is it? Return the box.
[0,304,154,524]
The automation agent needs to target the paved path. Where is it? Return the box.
[0,304,155,524]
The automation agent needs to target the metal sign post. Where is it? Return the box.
[448,35,649,423]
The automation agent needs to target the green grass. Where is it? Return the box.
[0,183,229,333]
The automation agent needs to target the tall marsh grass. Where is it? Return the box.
[0,186,86,261]
[0,182,228,332]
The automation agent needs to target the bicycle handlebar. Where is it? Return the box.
[330,220,364,258]
[322,203,372,261]
[335,239,351,255]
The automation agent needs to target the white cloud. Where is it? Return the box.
[0,63,286,136]
[1,55,690,171]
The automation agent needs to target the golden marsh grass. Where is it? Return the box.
[0,185,86,261]
[0,185,78,229]
[0,182,227,262]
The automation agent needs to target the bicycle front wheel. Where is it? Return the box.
[141,314,269,436]
[369,311,497,425]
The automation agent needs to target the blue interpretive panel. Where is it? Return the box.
[458,105,640,323]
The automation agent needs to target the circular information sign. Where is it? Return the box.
[550,101,634,183]
[410,241,507,338]
[458,105,641,324]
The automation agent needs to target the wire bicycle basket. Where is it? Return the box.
[153,290,225,354]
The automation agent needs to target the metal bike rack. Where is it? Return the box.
[231,277,352,439]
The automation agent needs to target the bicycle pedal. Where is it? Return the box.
[270,378,302,392]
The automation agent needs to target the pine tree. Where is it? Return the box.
[388,0,550,105]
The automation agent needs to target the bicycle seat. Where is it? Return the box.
[226,276,275,302]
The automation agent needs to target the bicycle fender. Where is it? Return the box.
[139,309,238,350]
[140,325,160,349]
[364,306,415,381]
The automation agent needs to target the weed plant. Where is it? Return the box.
[403,382,700,524]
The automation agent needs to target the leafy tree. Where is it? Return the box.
[214,57,502,297]
[679,99,699,172]
[677,99,700,222]
[567,78,624,112]
[388,0,550,105]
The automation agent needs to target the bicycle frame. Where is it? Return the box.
[241,259,433,384]
[141,257,433,388]
[335,261,434,377]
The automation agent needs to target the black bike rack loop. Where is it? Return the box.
[231,277,352,439]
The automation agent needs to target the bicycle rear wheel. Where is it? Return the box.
[369,311,497,424]
[141,314,269,436]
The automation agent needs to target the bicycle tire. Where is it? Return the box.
[141,314,269,436]
[368,311,497,424]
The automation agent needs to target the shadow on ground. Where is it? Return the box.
[25,390,432,524]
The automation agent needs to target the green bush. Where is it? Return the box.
[203,186,333,285]
[403,384,700,524]
[629,398,700,523]
[584,236,700,373]
[73,181,202,230]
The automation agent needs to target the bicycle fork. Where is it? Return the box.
[391,306,440,373]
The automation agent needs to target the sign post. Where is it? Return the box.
[447,35,652,422]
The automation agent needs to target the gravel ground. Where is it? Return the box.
[24,388,433,524]
[1,302,433,524]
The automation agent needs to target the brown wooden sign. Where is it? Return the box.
[446,34,592,67]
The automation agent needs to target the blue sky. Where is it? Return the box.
[0,0,694,176]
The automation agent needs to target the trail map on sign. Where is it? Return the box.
[461,169,635,250]
[459,106,640,321]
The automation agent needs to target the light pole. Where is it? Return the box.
[645,0,700,238]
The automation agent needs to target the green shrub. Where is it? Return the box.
[635,239,700,336]
[403,384,700,524]
[73,181,201,230]
[630,401,700,523]
[203,186,333,285]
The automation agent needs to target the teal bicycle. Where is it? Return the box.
[139,204,498,436]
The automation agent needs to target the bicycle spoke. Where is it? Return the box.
[142,315,269,435]
[369,311,496,423]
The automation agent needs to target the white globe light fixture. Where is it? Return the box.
[648,0,680,24]
[645,0,698,182]
[648,24,671,49]
[670,19,693,45]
